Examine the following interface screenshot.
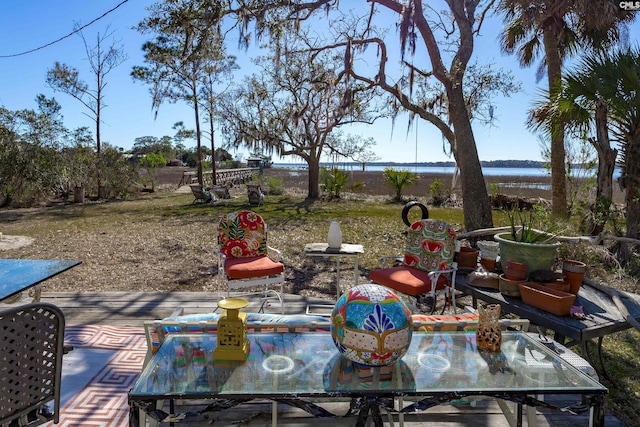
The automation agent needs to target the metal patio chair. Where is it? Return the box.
[217,210,285,314]
[369,219,460,314]
[0,303,67,426]
[246,184,264,206]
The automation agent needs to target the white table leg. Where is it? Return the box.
[335,258,341,299]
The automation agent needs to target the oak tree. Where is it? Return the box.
[218,48,383,198]
[213,0,518,230]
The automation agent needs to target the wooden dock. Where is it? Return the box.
[178,168,260,187]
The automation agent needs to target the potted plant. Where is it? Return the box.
[494,209,561,275]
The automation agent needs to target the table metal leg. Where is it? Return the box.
[128,399,162,427]
[350,397,387,427]
[517,402,523,427]
[128,402,140,427]
[354,256,359,286]
[595,336,613,383]
[397,396,404,427]
[496,398,522,427]
[582,337,614,384]
[588,394,605,427]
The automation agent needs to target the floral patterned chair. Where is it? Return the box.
[369,219,460,314]
[217,210,285,313]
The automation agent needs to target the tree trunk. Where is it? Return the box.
[96,88,102,154]
[96,151,107,199]
[448,84,493,231]
[594,99,616,202]
[74,186,85,203]
[209,109,217,185]
[620,130,640,263]
[193,87,204,187]
[587,98,617,235]
[411,0,491,230]
[307,155,320,199]
[543,29,567,217]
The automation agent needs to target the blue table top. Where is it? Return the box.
[0,259,81,301]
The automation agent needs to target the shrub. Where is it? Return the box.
[383,168,417,202]
[350,181,364,193]
[489,181,499,199]
[98,145,139,199]
[429,178,449,206]
[140,152,167,191]
[266,176,284,195]
[320,167,350,199]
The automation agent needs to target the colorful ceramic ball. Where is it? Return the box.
[331,283,413,367]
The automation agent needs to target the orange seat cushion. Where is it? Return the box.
[369,266,449,297]
[224,255,284,279]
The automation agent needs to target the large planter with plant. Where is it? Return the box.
[495,231,560,274]
[495,211,561,275]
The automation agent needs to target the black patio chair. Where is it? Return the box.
[0,303,68,426]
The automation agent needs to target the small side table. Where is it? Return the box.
[304,243,364,315]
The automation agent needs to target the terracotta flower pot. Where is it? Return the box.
[542,279,570,293]
[478,240,499,271]
[499,274,524,298]
[518,282,576,316]
[504,260,527,281]
[458,247,479,268]
[480,258,497,271]
[563,260,586,295]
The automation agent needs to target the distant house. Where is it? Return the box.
[247,156,273,169]
[247,157,262,168]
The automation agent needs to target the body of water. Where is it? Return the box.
[272,163,621,178]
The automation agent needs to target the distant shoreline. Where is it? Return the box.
[262,165,624,205]
[272,164,549,177]
[273,160,546,168]
[270,162,620,179]
[263,166,556,201]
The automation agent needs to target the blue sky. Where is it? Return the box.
[1,1,637,163]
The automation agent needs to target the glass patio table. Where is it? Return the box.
[0,258,81,303]
[129,330,606,427]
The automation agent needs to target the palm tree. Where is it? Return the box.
[498,0,633,217]
[555,47,640,262]
[529,71,617,236]
[383,168,418,202]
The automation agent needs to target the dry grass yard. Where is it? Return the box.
[0,166,638,426]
